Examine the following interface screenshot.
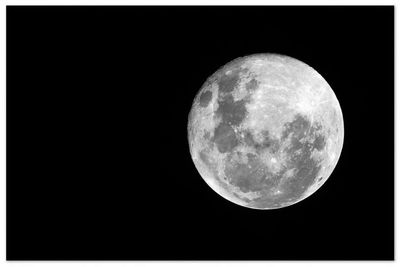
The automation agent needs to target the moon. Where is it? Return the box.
[187,54,344,209]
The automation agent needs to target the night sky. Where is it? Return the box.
[7,6,394,260]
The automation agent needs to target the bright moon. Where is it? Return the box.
[188,54,344,209]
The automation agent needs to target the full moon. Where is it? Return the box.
[187,54,344,209]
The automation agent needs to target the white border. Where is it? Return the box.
[0,1,396,266]
[1,1,398,5]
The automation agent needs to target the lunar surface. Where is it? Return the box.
[187,54,344,209]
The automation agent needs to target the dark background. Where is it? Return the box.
[7,6,394,260]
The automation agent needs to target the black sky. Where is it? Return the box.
[7,6,394,260]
